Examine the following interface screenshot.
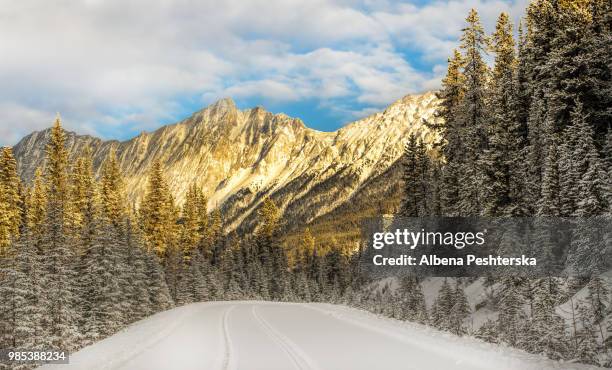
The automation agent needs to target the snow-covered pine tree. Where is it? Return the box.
[475,319,498,343]
[124,215,152,322]
[183,249,207,303]
[436,49,465,216]
[80,215,123,342]
[255,198,287,301]
[218,239,245,301]
[397,276,426,323]
[449,282,470,336]
[99,150,133,326]
[514,21,530,149]
[565,104,610,274]
[0,234,48,352]
[538,132,562,216]
[164,243,185,303]
[400,135,422,217]
[571,103,609,216]
[545,0,612,144]
[145,248,174,313]
[604,129,612,211]
[294,269,312,302]
[497,277,526,346]
[456,9,490,216]
[585,274,609,344]
[41,116,80,349]
[530,278,569,360]
[575,302,600,365]
[481,13,525,216]
[323,248,349,299]
[522,0,559,214]
[202,259,223,301]
[71,147,99,339]
[432,279,455,330]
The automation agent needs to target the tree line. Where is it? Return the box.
[397,1,611,366]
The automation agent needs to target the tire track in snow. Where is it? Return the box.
[220,305,236,370]
[251,305,319,370]
[100,304,211,370]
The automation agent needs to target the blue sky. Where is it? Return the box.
[0,0,527,145]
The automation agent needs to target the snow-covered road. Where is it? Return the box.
[41,302,599,370]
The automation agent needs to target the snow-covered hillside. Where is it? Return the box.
[40,302,600,370]
[374,272,612,344]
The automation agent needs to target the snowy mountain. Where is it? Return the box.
[39,301,599,370]
[13,92,441,233]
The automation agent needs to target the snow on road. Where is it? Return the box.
[40,301,601,370]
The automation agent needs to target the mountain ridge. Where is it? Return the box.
[12,92,442,235]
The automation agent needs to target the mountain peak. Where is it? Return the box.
[208,97,236,112]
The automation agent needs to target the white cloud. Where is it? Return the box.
[0,0,527,145]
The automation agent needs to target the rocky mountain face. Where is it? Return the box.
[13,92,441,236]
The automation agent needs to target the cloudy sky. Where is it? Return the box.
[0,0,527,146]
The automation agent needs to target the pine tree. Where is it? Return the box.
[565,105,610,274]
[180,184,202,259]
[497,277,526,346]
[140,160,177,258]
[585,274,609,343]
[456,9,490,215]
[69,147,96,252]
[436,50,465,216]
[575,302,600,365]
[475,319,498,343]
[80,216,123,342]
[482,13,525,216]
[604,129,612,211]
[176,249,206,304]
[400,136,431,217]
[570,103,609,216]
[124,215,152,323]
[522,0,559,214]
[530,278,569,360]
[0,234,48,351]
[100,149,126,232]
[301,227,315,256]
[204,208,222,263]
[397,276,428,324]
[26,169,47,240]
[41,116,80,349]
[545,0,612,142]
[449,282,470,336]
[99,150,133,325]
[145,248,174,313]
[0,147,23,249]
[538,133,562,215]
[432,279,455,330]
[164,243,185,302]
[72,148,100,338]
[0,185,11,255]
[255,198,287,300]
